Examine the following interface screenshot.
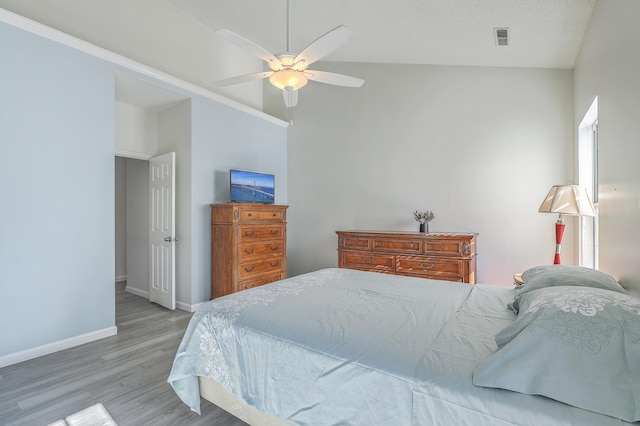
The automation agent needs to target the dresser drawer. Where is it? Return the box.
[239,241,284,260]
[239,272,284,291]
[341,236,371,250]
[341,252,394,271]
[239,225,284,242]
[239,257,284,279]
[396,256,463,279]
[424,240,462,256]
[239,209,285,222]
[372,238,421,254]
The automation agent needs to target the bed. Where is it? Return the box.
[168,267,640,425]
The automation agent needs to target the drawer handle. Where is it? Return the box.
[270,230,279,235]
[244,248,254,254]
[244,266,255,272]
[440,244,444,249]
[376,242,382,247]
[420,262,436,270]
[270,245,279,251]
[247,213,253,217]
[272,213,277,217]
[270,261,279,267]
[244,231,255,236]
[362,257,373,263]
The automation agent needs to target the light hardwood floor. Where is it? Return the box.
[0,283,248,426]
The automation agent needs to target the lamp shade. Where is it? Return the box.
[539,184,595,265]
[538,185,595,217]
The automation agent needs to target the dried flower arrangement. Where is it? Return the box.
[413,210,435,224]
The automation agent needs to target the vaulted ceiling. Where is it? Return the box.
[0,0,597,110]
[169,0,596,69]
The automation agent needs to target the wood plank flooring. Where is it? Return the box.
[0,283,248,426]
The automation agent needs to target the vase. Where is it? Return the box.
[419,222,428,233]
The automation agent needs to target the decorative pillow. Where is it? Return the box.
[473,286,640,422]
[509,265,626,313]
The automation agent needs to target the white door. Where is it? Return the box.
[149,152,176,310]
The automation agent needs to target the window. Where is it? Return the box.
[578,98,599,268]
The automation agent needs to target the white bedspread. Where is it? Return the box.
[168,268,635,425]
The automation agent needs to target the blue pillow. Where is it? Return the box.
[473,286,640,422]
[509,265,626,313]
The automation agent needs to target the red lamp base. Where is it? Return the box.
[554,221,566,264]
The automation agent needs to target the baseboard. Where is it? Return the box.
[0,326,118,368]
[188,300,209,313]
[115,275,127,283]
[177,300,208,313]
[125,285,149,299]
[175,300,189,312]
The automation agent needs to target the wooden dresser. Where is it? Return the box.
[336,231,478,283]
[211,203,288,299]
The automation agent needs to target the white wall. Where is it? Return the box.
[573,0,640,294]
[115,102,158,157]
[266,63,575,285]
[0,21,116,360]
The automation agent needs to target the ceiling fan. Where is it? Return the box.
[214,0,364,108]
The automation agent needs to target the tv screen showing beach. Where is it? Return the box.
[230,170,275,203]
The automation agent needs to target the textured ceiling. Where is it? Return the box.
[168,0,597,69]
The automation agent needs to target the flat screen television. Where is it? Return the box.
[230,169,275,204]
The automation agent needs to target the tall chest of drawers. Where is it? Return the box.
[336,231,477,284]
[211,203,288,299]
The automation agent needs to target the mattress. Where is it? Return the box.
[168,268,634,425]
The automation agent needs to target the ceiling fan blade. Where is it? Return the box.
[215,29,281,69]
[293,26,353,70]
[283,88,298,108]
[215,71,273,87]
[304,70,365,87]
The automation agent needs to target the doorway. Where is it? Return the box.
[115,156,150,298]
[114,72,188,310]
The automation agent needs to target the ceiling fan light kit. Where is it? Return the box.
[269,70,308,91]
[214,1,364,108]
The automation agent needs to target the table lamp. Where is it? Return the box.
[538,185,595,264]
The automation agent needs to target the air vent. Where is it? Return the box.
[494,27,510,47]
